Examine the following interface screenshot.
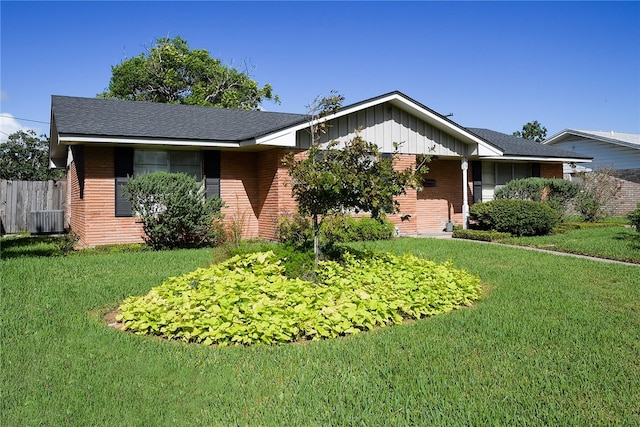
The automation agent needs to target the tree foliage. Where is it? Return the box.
[0,130,65,180]
[513,120,548,143]
[284,93,427,261]
[123,171,225,249]
[99,36,278,110]
[573,167,621,222]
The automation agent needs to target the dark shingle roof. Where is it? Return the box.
[51,96,308,141]
[467,128,592,160]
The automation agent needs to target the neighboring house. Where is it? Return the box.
[544,129,640,214]
[49,91,591,247]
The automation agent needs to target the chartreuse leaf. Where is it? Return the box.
[118,250,481,345]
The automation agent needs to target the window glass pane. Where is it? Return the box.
[170,151,201,180]
[513,163,529,179]
[135,150,167,176]
[482,161,495,185]
[496,163,512,185]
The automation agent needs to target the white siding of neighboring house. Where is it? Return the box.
[550,138,640,171]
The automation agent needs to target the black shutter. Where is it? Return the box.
[114,147,134,217]
[531,162,541,177]
[471,161,482,203]
[203,150,221,198]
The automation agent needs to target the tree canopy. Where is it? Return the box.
[0,130,64,181]
[99,36,278,110]
[513,120,548,143]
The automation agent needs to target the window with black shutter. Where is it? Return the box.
[114,147,134,217]
[203,150,221,199]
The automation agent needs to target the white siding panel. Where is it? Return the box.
[552,138,640,170]
[312,102,469,156]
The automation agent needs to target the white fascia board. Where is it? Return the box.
[254,92,503,156]
[58,135,241,149]
[481,155,593,163]
[255,130,297,147]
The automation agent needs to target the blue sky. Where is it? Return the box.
[1,1,639,142]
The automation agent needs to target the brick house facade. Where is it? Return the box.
[51,92,584,247]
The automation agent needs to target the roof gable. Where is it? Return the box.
[468,128,592,160]
[544,129,640,150]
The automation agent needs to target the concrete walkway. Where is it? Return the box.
[413,232,640,267]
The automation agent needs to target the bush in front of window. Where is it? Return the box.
[124,172,225,249]
[628,203,640,233]
[493,177,580,221]
[469,199,557,237]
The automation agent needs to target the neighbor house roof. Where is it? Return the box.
[468,128,592,161]
[544,129,640,150]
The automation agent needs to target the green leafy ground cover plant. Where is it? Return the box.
[117,251,481,345]
[2,238,639,425]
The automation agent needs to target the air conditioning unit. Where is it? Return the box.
[30,210,65,234]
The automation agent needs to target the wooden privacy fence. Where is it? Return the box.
[0,180,67,234]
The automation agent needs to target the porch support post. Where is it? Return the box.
[461,157,469,229]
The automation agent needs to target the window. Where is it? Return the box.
[115,148,216,218]
[134,150,202,179]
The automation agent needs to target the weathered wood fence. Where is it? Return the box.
[0,180,67,234]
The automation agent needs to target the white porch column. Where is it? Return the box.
[461,157,469,229]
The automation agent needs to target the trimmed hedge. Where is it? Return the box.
[469,199,557,237]
[452,228,511,242]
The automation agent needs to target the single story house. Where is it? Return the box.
[543,129,640,214]
[49,91,591,247]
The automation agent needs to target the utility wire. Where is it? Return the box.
[0,114,50,125]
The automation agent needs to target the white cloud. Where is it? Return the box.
[0,113,39,143]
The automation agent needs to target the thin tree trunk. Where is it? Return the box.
[313,214,320,265]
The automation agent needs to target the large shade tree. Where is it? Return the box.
[513,120,548,143]
[0,130,64,180]
[99,36,278,110]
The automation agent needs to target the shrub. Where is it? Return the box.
[469,199,557,237]
[276,213,312,248]
[628,203,640,233]
[117,250,481,346]
[322,213,395,243]
[494,177,580,220]
[123,172,225,249]
[277,213,395,246]
[452,228,511,242]
[573,168,621,222]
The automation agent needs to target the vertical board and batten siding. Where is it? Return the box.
[309,103,469,157]
[0,179,66,234]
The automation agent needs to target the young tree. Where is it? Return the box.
[285,93,427,262]
[0,130,65,180]
[99,36,278,110]
[513,120,547,143]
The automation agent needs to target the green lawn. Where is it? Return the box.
[2,236,639,425]
[496,224,640,264]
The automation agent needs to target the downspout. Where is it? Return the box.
[461,157,469,229]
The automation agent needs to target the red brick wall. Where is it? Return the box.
[414,159,470,233]
[541,163,563,178]
[220,151,260,239]
[71,147,143,247]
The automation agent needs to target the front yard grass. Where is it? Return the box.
[2,237,639,425]
[496,224,640,263]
